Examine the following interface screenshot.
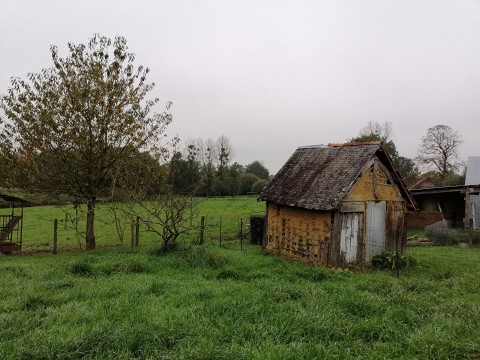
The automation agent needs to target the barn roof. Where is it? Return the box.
[0,193,26,202]
[409,177,436,190]
[259,142,415,211]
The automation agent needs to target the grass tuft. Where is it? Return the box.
[273,288,303,302]
[145,281,167,296]
[1,264,30,278]
[216,268,242,281]
[295,266,330,282]
[173,245,229,269]
[68,259,94,276]
[22,294,50,310]
[431,269,455,281]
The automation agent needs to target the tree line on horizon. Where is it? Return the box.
[168,136,270,197]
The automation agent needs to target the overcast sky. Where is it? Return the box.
[1,0,479,173]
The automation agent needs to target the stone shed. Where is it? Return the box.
[258,142,416,266]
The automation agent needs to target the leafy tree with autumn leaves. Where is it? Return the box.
[0,34,173,250]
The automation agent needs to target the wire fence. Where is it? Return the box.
[15,209,266,254]
[10,203,480,273]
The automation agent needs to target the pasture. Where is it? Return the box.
[0,197,479,359]
[3,196,265,252]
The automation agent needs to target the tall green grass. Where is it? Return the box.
[1,244,479,359]
[2,198,480,358]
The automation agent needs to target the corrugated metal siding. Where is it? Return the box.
[366,201,386,259]
[465,157,480,185]
[468,194,480,228]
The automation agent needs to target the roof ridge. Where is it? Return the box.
[297,144,328,149]
[327,141,381,147]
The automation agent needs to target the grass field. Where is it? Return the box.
[1,198,480,359]
[1,244,479,359]
[1,196,265,252]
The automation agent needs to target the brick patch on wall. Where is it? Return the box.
[407,211,444,229]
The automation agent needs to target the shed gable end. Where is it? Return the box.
[345,158,402,202]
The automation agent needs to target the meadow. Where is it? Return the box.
[0,197,479,359]
[2,196,265,252]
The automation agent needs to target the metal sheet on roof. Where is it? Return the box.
[466,157,480,186]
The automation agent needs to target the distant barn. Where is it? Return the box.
[408,156,480,229]
[259,142,416,266]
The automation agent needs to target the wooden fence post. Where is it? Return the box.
[131,219,135,248]
[135,216,140,247]
[240,218,243,241]
[469,218,474,246]
[240,218,243,251]
[199,216,205,245]
[53,219,58,254]
[219,218,222,247]
[190,198,193,227]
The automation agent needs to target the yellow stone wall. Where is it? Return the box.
[346,161,402,202]
[265,203,332,264]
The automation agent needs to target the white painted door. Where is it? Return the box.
[366,201,386,260]
[340,213,362,263]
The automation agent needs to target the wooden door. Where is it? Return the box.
[340,212,363,263]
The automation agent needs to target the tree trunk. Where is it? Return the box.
[86,197,96,250]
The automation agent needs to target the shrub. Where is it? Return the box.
[425,221,458,245]
[251,179,269,194]
[240,173,260,194]
[371,252,416,270]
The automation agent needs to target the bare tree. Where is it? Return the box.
[358,121,393,142]
[416,125,463,178]
[101,199,130,244]
[350,121,398,158]
[132,192,199,251]
[215,135,232,167]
